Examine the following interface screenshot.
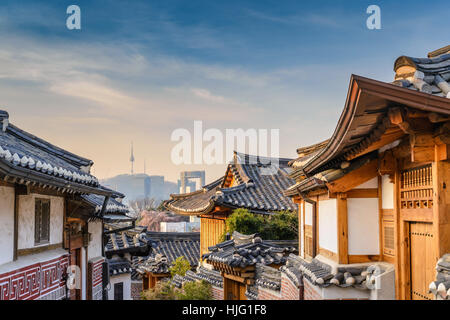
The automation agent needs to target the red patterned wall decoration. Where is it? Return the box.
[87,257,104,300]
[0,254,69,300]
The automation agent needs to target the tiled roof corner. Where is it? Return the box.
[393,46,450,98]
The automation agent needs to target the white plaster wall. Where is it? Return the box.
[318,199,337,253]
[354,177,378,189]
[18,194,64,249]
[88,221,103,260]
[381,175,394,209]
[108,273,132,300]
[0,186,15,265]
[305,202,313,225]
[299,205,304,257]
[348,198,379,255]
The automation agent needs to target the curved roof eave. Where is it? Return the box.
[301,74,450,176]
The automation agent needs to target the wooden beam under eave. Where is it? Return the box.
[336,193,349,264]
[326,159,378,194]
[346,128,405,161]
[435,143,450,161]
[410,132,435,162]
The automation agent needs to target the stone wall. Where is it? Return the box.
[131,280,143,300]
[211,285,223,300]
[280,273,302,300]
[303,278,322,300]
[258,287,282,300]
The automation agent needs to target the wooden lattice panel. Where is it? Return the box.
[400,165,433,209]
[304,224,314,259]
[382,220,395,256]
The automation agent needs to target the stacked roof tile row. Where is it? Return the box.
[203,232,297,268]
[393,46,450,98]
[0,111,100,188]
[429,254,450,300]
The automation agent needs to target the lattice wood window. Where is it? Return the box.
[400,165,433,209]
[382,219,395,256]
[35,198,50,244]
[114,282,124,300]
[304,224,314,258]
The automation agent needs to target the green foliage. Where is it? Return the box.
[169,256,191,278]
[175,280,213,300]
[261,210,298,240]
[223,208,298,241]
[141,280,177,300]
[140,279,213,300]
[225,208,264,237]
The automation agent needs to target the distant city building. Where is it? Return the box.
[160,221,200,233]
[101,174,178,203]
[178,170,205,193]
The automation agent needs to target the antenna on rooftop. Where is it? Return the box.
[130,142,135,175]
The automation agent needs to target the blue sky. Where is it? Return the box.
[0,0,447,183]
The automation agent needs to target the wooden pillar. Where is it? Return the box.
[336,193,348,264]
[377,175,383,262]
[432,149,450,262]
[302,200,306,258]
[13,186,19,261]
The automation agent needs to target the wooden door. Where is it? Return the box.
[224,278,246,300]
[69,248,81,300]
[409,222,435,300]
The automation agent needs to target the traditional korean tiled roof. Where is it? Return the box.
[170,266,224,289]
[135,232,200,276]
[104,226,150,257]
[285,46,450,193]
[255,264,281,291]
[189,266,223,288]
[138,253,171,274]
[279,254,303,287]
[284,152,376,196]
[245,285,258,300]
[288,139,330,172]
[289,255,371,289]
[0,111,113,194]
[131,256,146,280]
[166,152,297,215]
[393,45,450,98]
[108,257,132,276]
[429,254,450,300]
[81,193,132,216]
[164,177,223,215]
[171,274,185,288]
[146,231,200,267]
[203,231,297,268]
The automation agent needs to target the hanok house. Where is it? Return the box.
[199,231,297,300]
[136,231,200,291]
[0,110,117,300]
[165,152,297,259]
[284,45,450,300]
[104,222,150,300]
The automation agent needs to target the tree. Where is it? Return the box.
[261,210,298,240]
[169,256,191,278]
[141,280,177,300]
[175,280,213,300]
[223,208,298,241]
[223,208,264,240]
